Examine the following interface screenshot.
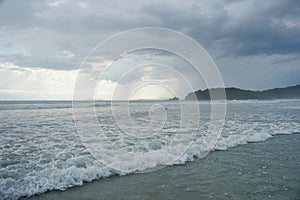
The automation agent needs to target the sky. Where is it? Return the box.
[0,0,300,100]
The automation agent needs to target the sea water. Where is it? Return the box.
[0,100,300,199]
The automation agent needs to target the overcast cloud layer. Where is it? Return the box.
[0,0,300,99]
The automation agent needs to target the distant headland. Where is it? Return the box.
[185,85,300,100]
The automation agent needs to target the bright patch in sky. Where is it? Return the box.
[0,62,78,99]
[130,84,175,100]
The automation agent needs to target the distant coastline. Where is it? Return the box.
[1,85,299,102]
[185,85,300,100]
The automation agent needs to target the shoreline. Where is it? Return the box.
[24,133,300,200]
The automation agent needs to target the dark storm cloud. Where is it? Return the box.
[0,0,299,90]
[139,0,300,57]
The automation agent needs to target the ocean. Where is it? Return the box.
[0,100,299,199]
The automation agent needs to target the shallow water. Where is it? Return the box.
[28,134,300,200]
[0,100,300,199]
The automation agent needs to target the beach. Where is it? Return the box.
[1,100,300,200]
[1,1,300,199]
[25,133,300,200]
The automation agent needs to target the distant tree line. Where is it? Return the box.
[185,85,300,100]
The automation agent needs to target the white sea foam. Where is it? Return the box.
[0,100,299,199]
